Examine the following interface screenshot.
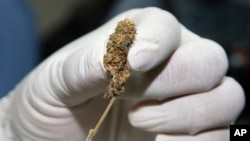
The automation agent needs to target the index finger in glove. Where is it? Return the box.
[124,36,228,99]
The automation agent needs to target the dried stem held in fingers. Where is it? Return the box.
[85,19,136,141]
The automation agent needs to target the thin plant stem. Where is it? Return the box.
[85,97,117,141]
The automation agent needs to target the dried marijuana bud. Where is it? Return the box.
[104,18,136,98]
[85,19,136,141]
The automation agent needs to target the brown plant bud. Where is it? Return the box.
[103,19,136,98]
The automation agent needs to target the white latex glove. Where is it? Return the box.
[0,7,245,141]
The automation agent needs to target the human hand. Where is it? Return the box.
[0,7,245,141]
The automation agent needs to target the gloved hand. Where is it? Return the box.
[0,7,245,141]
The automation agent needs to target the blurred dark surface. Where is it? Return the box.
[41,0,250,123]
